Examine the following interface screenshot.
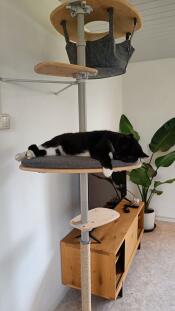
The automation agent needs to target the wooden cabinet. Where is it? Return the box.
[60,200,144,300]
[125,217,138,268]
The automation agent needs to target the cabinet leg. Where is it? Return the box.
[138,243,141,250]
[118,286,123,298]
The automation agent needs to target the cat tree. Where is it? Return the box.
[20,1,142,310]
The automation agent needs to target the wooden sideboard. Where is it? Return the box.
[60,200,144,300]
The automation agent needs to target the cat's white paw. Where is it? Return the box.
[15,152,26,162]
[103,167,113,178]
[26,150,35,159]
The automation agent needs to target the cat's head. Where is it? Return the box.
[28,144,46,157]
[116,134,149,163]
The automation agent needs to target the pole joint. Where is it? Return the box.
[75,72,89,80]
[80,239,90,245]
[67,1,92,17]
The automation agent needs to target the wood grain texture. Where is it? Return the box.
[61,200,144,299]
[125,217,138,268]
[50,0,142,42]
[34,62,97,77]
[19,161,141,174]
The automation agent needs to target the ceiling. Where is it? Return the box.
[130,0,175,61]
[14,0,175,62]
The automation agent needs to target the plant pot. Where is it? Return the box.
[144,209,155,231]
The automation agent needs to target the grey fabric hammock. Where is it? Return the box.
[61,8,136,79]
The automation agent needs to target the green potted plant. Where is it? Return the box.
[119,115,175,231]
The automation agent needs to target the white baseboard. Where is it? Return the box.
[156,216,175,223]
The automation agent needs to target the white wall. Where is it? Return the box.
[87,77,122,131]
[0,1,122,311]
[123,58,175,220]
[1,2,174,310]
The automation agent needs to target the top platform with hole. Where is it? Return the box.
[51,0,142,42]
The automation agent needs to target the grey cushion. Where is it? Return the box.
[21,156,137,170]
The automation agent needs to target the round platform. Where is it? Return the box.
[70,208,120,231]
[34,62,97,77]
[50,0,142,42]
[19,156,141,174]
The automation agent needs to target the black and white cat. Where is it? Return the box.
[16,131,148,177]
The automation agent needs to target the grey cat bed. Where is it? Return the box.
[21,155,138,170]
[61,8,136,79]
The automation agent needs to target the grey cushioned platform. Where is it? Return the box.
[21,156,137,170]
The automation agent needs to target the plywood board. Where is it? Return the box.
[51,0,142,42]
[34,62,97,77]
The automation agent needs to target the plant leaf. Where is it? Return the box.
[152,189,163,195]
[142,163,157,178]
[130,167,151,187]
[151,189,163,195]
[154,178,175,188]
[149,118,175,152]
[155,151,175,168]
[119,114,140,141]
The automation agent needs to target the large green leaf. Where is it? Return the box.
[155,151,175,168]
[119,115,140,141]
[142,163,157,177]
[154,178,175,188]
[149,118,175,152]
[130,167,151,187]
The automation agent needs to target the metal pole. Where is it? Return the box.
[76,3,91,311]
[77,12,87,131]
[0,77,76,84]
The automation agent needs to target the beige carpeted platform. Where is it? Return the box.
[55,221,175,311]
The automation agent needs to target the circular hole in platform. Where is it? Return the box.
[85,21,109,34]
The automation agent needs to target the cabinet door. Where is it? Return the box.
[125,217,138,268]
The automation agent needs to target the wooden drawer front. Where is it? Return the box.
[61,242,116,299]
[125,217,138,268]
[91,252,116,299]
[61,244,81,288]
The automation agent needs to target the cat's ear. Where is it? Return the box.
[28,144,38,150]
[28,144,39,157]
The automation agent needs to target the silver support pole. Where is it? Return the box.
[0,77,76,84]
[76,3,91,311]
[53,83,76,95]
[77,11,87,131]
[78,80,87,131]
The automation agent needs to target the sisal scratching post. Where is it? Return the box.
[79,171,91,311]
[81,243,91,311]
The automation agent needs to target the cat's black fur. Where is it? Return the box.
[28,131,148,175]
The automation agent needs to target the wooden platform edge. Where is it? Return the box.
[70,208,120,231]
[34,62,98,78]
[50,0,142,42]
[19,161,141,174]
